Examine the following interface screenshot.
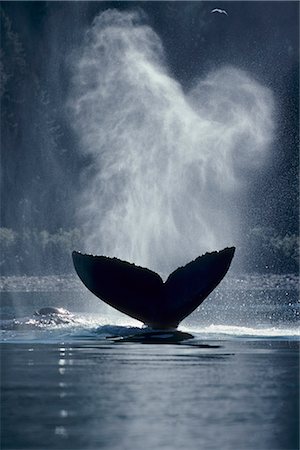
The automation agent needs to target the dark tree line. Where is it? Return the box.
[1,6,81,234]
[242,226,299,274]
[0,228,82,275]
[0,227,298,275]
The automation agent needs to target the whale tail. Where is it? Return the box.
[72,247,235,329]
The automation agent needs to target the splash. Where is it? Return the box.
[70,9,274,275]
[181,324,300,339]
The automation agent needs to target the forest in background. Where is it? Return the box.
[0,226,298,275]
[1,4,299,277]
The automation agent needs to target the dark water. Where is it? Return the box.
[1,275,299,450]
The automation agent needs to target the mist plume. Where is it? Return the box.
[70,9,274,275]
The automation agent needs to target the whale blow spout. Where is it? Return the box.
[72,247,235,329]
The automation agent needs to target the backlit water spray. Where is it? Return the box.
[70,9,274,276]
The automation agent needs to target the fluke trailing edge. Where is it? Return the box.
[72,247,235,329]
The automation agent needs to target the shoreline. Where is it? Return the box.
[0,273,298,293]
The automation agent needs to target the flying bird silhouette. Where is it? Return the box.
[211,8,228,16]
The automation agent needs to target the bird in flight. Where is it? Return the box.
[211,8,228,16]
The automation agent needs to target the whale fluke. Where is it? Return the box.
[72,247,235,329]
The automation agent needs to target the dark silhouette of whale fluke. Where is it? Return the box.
[72,247,235,329]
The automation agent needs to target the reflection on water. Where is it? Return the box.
[1,340,299,450]
[1,274,299,449]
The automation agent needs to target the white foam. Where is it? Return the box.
[181,324,299,338]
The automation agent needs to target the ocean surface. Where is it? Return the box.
[1,274,299,450]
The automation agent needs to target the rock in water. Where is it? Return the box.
[35,307,70,316]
